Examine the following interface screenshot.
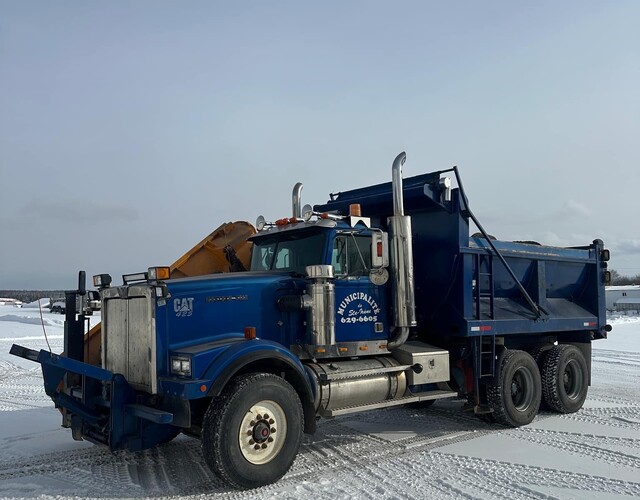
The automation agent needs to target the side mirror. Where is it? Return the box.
[371,232,389,268]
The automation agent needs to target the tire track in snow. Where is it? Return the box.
[425,453,640,498]
[556,406,640,430]
[509,428,640,469]
[0,400,639,499]
[0,359,51,411]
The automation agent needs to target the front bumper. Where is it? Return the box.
[10,344,178,452]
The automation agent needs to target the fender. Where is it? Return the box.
[160,338,315,401]
[203,339,317,433]
[203,339,314,399]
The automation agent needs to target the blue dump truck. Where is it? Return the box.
[11,153,610,489]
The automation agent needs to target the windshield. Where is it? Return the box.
[250,231,327,274]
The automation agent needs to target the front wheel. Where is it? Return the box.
[486,349,541,427]
[201,373,303,489]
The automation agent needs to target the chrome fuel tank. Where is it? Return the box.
[306,357,407,412]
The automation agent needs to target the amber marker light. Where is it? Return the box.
[244,327,257,340]
[148,266,171,280]
[200,385,208,393]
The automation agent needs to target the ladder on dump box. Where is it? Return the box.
[474,335,496,379]
[473,253,496,379]
[474,252,495,321]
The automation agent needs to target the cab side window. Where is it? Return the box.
[332,235,371,277]
[332,237,347,275]
[274,246,291,270]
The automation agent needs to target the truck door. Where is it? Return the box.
[332,234,388,343]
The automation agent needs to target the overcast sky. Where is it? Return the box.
[1,1,638,289]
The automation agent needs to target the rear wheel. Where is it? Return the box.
[530,345,551,410]
[201,373,303,489]
[486,350,541,427]
[542,345,588,413]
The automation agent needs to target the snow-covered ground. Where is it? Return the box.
[0,304,638,499]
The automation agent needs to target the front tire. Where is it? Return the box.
[486,350,541,427]
[201,373,303,489]
[542,345,588,413]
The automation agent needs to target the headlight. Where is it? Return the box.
[170,356,191,377]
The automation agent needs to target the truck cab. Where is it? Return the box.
[249,217,391,355]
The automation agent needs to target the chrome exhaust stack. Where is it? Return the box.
[387,152,416,349]
[292,182,303,218]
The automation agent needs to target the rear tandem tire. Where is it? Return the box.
[201,373,303,489]
[486,350,541,427]
[530,345,551,410]
[542,345,589,414]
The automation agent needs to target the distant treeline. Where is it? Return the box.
[0,290,65,303]
[610,270,640,286]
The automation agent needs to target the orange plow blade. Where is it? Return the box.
[83,221,255,365]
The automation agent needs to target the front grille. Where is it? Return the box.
[101,285,157,393]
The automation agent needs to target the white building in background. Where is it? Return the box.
[606,285,640,312]
[0,298,22,307]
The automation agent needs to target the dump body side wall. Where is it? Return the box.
[316,173,606,341]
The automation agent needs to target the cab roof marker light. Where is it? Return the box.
[320,211,345,221]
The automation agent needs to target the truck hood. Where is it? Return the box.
[161,271,303,349]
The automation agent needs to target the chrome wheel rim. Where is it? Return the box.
[238,400,287,465]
